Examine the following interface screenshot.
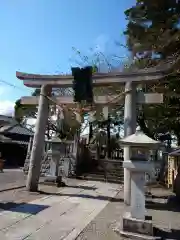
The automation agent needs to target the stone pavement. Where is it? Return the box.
[0,179,180,239]
[0,168,47,192]
[0,169,26,192]
[77,186,180,240]
[0,180,122,240]
[0,184,67,211]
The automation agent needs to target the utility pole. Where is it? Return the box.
[26,85,51,191]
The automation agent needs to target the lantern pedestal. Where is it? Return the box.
[44,149,65,187]
[44,137,66,187]
[115,161,159,239]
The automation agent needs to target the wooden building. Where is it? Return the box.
[0,115,34,167]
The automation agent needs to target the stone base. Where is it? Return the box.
[114,212,160,240]
[43,176,66,187]
[118,230,160,240]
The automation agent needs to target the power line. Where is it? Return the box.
[0,79,26,92]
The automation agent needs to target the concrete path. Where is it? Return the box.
[77,186,180,240]
[0,169,26,192]
[0,180,121,240]
[0,168,46,192]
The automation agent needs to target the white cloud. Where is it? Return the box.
[0,84,15,116]
[0,101,15,116]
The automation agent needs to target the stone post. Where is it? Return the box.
[123,82,136,205]
[131,171,146,219]
[26,85,51,191]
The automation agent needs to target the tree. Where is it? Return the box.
[70,47,126,162]
[14,99,37,125]
[14,88,40,124]
[14,89,78,140]
[124,0,180,145]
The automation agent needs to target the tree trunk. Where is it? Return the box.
[177,135,180,146]
[137,115,155,139]
[174,129,180,146]
[89,122,93,143]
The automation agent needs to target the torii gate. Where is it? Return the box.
[16,67,167,204]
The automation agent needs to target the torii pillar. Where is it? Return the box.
[123,82,136,205]
[26,85,51,191]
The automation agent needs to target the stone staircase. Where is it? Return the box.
[81,158,124,184]
[76,144,124,184]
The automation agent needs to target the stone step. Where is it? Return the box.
[84,172,124,179]
[93,169,124,174]
[96,165,123,170]
[101,168,124,171]
[108,171,124,175]
[83,175,124,184]
[90,171,124,178]
[86,173,124,179]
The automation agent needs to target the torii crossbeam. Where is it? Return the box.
[16,68,167,88]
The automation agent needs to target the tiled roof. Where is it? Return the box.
[0,134,29,145]
[8,140,29,145]
[0,115,17,123]
[0,124,34,136]
[0,115,18,128]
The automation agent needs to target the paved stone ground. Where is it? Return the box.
[0,185,60,211]
[0,168,26,192]
[76,186,180,240]
[0,180,121,240]
[0,175,180,239]
[0,178,84,211]
[0,168,47,192]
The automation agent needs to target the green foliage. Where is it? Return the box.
[32,88,40,96]
[124,0,180,59]
[124,0,180,144]
[14,99,37,124]
[14,88,79,139]
[14,99,23,123]
[14,88,42,123]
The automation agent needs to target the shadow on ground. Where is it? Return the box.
[155,227,180,240]
[151,194,169,200]
[0,202,49,214]
[41,182,97,191]
[146,195,180,212]
[66,185,97,191]
[38,189,124,203]
[77,176,123,184]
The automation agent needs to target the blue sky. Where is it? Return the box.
[0,0,135,115]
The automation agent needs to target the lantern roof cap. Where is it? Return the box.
[119,127,161,148]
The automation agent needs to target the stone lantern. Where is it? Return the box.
[116,127,162,239]
[45,136,65,186]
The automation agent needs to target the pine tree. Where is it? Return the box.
[124,0,180,144]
